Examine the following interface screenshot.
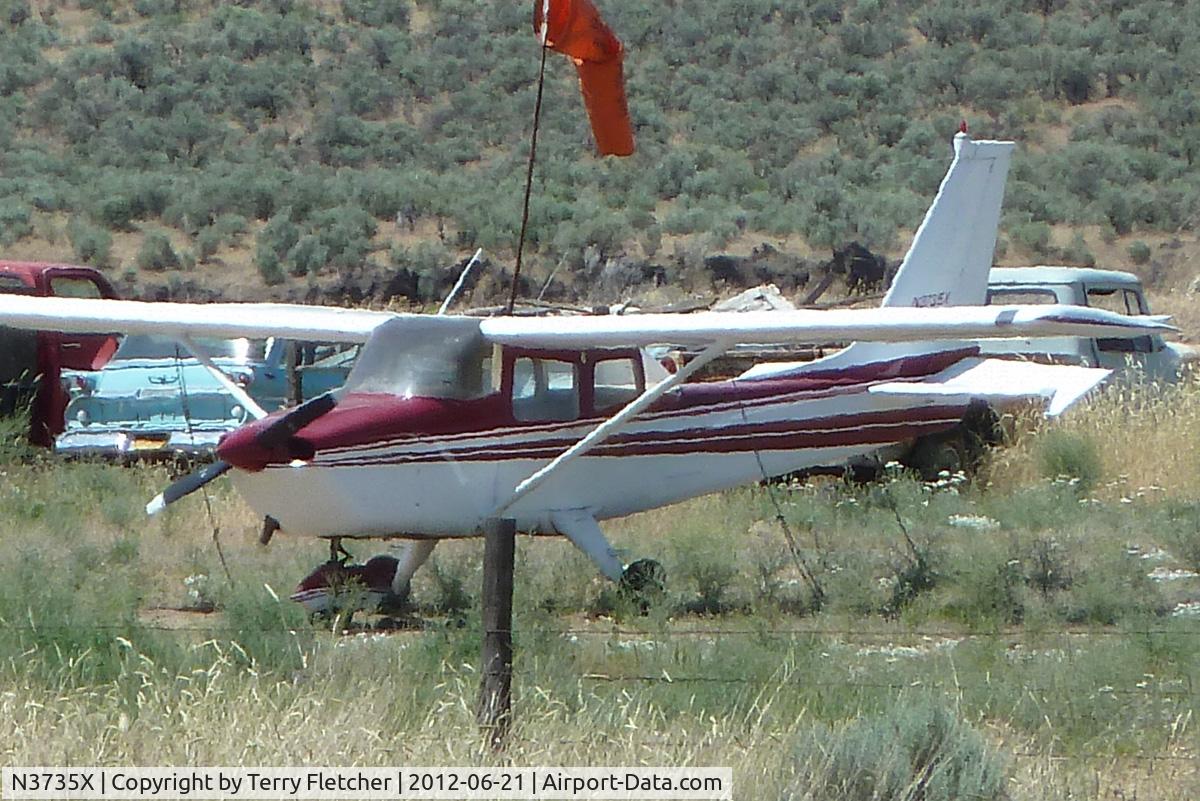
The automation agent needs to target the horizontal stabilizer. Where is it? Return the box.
[869,357,1112,417]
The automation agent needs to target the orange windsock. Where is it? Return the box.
[534,0,634,156]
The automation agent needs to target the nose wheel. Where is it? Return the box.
[292,538,364,628]
[329,537,352,565]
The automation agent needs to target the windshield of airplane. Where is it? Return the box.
[341,316,493,400]
[113,335,266,362]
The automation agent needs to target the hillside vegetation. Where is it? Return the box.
[0,0,1198,305]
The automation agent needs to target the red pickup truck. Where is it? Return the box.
[0,262,119,445]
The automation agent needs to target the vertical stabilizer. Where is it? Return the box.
[739,133,1015,381]
[882,133,1014,308]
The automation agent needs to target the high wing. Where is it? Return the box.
[0,294,396,343]
[0,294,1172,350]
[479,304,1174,348]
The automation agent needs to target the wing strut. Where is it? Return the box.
[489,338,732,518]
[177,334,268,420]
[437,248,484,316]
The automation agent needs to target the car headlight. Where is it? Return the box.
[229,404,243,420]
[63,374,94,397]
[75,409,91,426]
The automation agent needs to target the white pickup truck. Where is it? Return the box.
[982,267,1195,382]
[848,267,1195,480]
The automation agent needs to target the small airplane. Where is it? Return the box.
[0,133,1174,610]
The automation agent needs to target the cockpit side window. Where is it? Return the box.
[511,356,580,422]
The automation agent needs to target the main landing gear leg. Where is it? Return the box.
[386,540,437,605]
[549,510,667,613]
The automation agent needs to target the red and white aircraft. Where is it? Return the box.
[0,134,1174,606]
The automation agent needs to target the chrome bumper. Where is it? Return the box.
[54,428,229,458]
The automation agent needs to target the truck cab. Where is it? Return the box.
[983,267,1193,382]
[0,262,119,445]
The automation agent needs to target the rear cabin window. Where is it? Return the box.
[1086,287,1147,315]
[985,288,1058,305]
[592,356,641,413]
[1087,287,1154,353]
[512,357,579,422]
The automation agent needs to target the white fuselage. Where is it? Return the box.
[231,383,967,539]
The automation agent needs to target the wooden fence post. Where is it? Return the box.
[478,518,515,749]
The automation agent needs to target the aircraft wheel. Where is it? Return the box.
[906,404,999,482]
[311,606,356,632]
[376,588,410,617]
[904,431,968,482]
[619,558,666,613]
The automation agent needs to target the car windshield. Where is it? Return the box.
[1086,287,1147,315]
[341,317,493,400]
[113,335,266,362]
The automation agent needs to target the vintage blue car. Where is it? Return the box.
[55,335,358,459]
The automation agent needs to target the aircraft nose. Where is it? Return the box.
[215,424,274,471]
[216,391,337,470]
[216,420,318,471]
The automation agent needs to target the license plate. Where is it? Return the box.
[132,437,168,451]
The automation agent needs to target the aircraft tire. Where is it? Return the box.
[620,558,666,613]
[904,430,969,482]
[905,402,998,482]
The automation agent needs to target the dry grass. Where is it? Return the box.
[989,375,1200,499]
[2,383,1200,798]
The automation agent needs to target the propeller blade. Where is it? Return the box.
[145,459,233,515]
[254,391,338,449]
[259,515,280,546]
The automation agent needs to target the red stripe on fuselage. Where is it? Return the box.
[219,347,978,471]
[308,405,967,466]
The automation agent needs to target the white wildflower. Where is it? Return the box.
[947,514,1000,531]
